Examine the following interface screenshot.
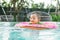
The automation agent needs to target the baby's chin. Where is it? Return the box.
[29,22,38,24]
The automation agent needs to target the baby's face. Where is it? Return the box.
[30,14,40,24]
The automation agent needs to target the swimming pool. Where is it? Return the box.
[0,22,60,40]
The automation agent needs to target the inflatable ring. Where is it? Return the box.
[15,22,57,30]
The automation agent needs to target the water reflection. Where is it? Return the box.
[0,22,60,40]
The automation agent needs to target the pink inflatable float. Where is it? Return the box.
[15,22,57,30]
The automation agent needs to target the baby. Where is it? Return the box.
[28,11,46,30]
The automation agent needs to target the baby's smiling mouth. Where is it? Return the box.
[30,21,38,24]
[30,21,35,24]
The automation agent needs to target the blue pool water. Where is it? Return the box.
[0,22,60,40]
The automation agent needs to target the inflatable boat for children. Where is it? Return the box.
[15,22,57,30]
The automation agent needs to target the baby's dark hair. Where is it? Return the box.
[27,11,52,21]
[27,11,42,20]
